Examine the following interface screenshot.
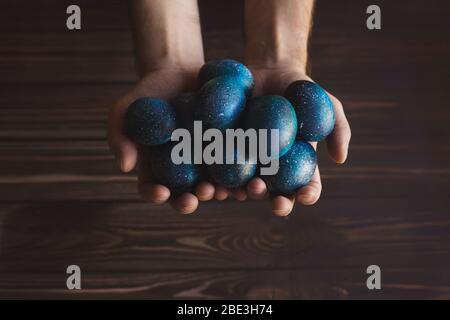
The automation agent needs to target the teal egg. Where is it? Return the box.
[284,80,335,142]
[244,95,297,158]
[173,92,196,132]
[207,148,257,189]
[198,59,254,95]
[262,141,317,196]
[150,142,201,194]
[124,97,176,146]
[195,76,247,131]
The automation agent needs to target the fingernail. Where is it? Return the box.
[273,208,291,217]
[340,148,349,164]
[298,191,317,205]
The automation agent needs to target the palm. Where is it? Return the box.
[242,66,350,216]
[108,68,217,214]
[250,67,312,96]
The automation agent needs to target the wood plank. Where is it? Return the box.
[0,268,449,300]
[0,197,449,274]
[1,1,448,85]
[1,0,448,33]
[0,163,449,200]
[0,0,449,300]
[0,144,449,176]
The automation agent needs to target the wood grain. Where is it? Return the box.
[1,268,449,300]
[0,0,449,299]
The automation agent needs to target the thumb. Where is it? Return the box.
[107,102,138,173]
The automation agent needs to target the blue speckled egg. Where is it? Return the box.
[207,148,257,189]
[173,92,196,132]
[124,97,176,146]
[195,76,247,131]
[284,80,335,142]
[244,95,297,158]
[150,142,201,194]
[198,59,254,95]
[263,141,317,196]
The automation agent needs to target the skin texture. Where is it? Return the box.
[244,0,352,216]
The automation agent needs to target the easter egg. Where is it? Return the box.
[150,142,201,194]
[263,141,317,196]
[198,59,254,95]
[207,148,257,189]
[244,95,297,158]
[173,92,196,132]
[195,76,247,131]
[284,80,335,142]
[124,97,176,146]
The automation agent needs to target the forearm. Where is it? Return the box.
[245,0,315,72]
[131,0,204,76]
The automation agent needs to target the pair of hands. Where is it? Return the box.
[107,64,351,216]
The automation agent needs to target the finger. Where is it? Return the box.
[108,100,138,172]
[195,181,215,201]
[246,177,267,200]
[296,166,322,206]
[271,195,295,217]
[137,154,170,204]
[232,188,247,201]
[214,186,229,201]
[110,133,138,173]
[326,94,351,164]
[139,183,171,205]
[171,193,199,214]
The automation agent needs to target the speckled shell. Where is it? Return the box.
[173,92,197,132]
[198,59,254,95]
[207,148,257,189]
[195,76,247,131]
[263,141,317,196]
[150,142,201,194]
[244,95,297,158]
[284,80,335,142]
[124,97,176,146]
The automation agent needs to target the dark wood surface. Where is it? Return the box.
[0,0,449,299]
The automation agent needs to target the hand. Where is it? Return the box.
[244,65,351,216]
[107,68,217,214]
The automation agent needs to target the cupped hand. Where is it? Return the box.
[107,68,217,214]
[244,66,352,216]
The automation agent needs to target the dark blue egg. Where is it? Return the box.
[173,92,196,132]
[284,80,335,142]
[124,97,176,146]
[198,59,254,95]
[207,148,257,189]
[195,76,247,131]
[150,142,201,194]
[244,95,297,158]
[262,141,317,196]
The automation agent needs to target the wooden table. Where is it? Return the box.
[0,0,449,299]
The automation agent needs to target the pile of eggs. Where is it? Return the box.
[124,59,335,196]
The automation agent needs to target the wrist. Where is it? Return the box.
[138,52,204,76]
[245,41,308,73]
[244,0,314,72]
[132,0,204,77]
